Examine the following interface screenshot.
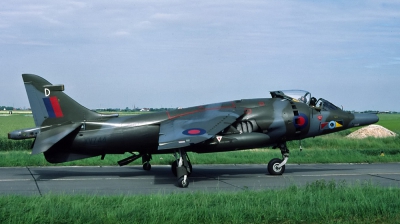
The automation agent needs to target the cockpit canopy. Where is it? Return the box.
[270,90,311,104]
[270,90,341,111]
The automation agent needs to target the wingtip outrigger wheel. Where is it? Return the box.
[142,162,151,171]
[142,154,152,171]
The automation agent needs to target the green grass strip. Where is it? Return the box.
[1,181,399,224]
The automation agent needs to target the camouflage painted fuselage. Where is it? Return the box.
[9,74,378,164]
[43,97,374,163]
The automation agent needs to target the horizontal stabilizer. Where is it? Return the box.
[32,123,82,155]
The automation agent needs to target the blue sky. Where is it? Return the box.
[1,1,399,111]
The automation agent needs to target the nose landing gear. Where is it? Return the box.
[268,142,289,175]
[268,158,286,175]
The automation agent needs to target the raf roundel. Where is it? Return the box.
[293,113,309,129]
[182,128,206,136]
[328,121,336,129]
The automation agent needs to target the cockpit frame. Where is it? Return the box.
[270,90,342,111]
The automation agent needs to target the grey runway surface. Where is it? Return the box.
[1,163,400,195]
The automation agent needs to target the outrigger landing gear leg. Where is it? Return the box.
[142,153,152,171]
[268,142,289,175]
[173,149,191,188]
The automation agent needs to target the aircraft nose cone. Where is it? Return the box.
[351,113,379,127]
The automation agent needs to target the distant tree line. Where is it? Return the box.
[0,106,15,110]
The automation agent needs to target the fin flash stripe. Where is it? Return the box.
[43,97,63,118]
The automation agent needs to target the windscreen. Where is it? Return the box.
[316,98,341,111]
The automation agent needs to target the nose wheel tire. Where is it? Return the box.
[268,158,285,175]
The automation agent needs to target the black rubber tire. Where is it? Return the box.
[143,162,151,171]
[178,176,189,188]
[267,158,285,175]
[171,161,178,176]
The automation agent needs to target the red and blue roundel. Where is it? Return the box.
[182,128,206,136]
[293,113,309,129]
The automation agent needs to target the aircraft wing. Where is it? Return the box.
[158,108,244,150]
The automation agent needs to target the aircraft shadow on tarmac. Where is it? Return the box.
[27,165,353,186]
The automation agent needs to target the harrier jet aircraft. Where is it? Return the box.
[9,74,379,187]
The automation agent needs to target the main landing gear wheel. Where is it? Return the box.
[178,176,189,188]
[171,161,177,176]
[171,160,192,177]
[143,162,151,171]
[173,149,192,188]
[268,158,285,175]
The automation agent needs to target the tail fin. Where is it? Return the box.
[23,74,103,127]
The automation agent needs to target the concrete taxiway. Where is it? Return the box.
[1,163,399,195]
